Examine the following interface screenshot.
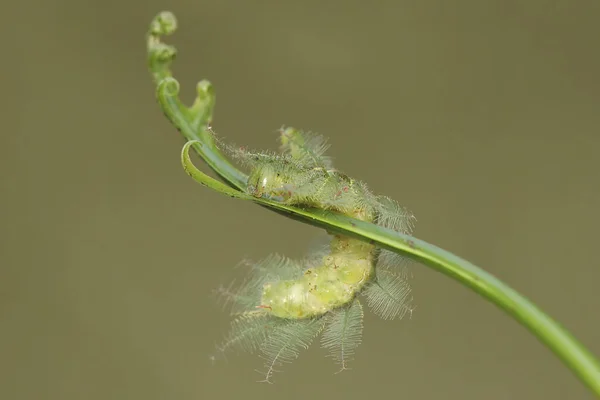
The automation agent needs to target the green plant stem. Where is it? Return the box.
[148,11,600,396]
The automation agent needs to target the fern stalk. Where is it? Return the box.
[147,11,600,395]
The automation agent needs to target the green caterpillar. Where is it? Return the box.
[213,128,415,382]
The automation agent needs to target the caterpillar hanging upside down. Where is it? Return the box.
[213,127,415,382]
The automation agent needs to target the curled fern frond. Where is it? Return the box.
[148,11,600,394]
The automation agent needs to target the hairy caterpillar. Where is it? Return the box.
[213,127,415,382]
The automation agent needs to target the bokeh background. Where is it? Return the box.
[4,1,600,399]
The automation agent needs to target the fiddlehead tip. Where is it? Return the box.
[196,79,214,99]
[157,76,181,98]
[149,11,178,37]
[190,79,216,126]
[147,12,178,83]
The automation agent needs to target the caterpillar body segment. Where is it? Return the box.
[260,236,376,319]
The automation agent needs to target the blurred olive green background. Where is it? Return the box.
[4,1,600,399]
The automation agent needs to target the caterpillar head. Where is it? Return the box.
[246,160,295,201]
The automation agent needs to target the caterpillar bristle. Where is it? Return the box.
[321,299,364,372]
[279,126,334,169]
[216,312,276,356]
[257,318,325,383]
[375,196,416,234]
[362,267,413,320]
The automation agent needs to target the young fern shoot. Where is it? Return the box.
[209,128,415,382]
[148,11,600,394]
